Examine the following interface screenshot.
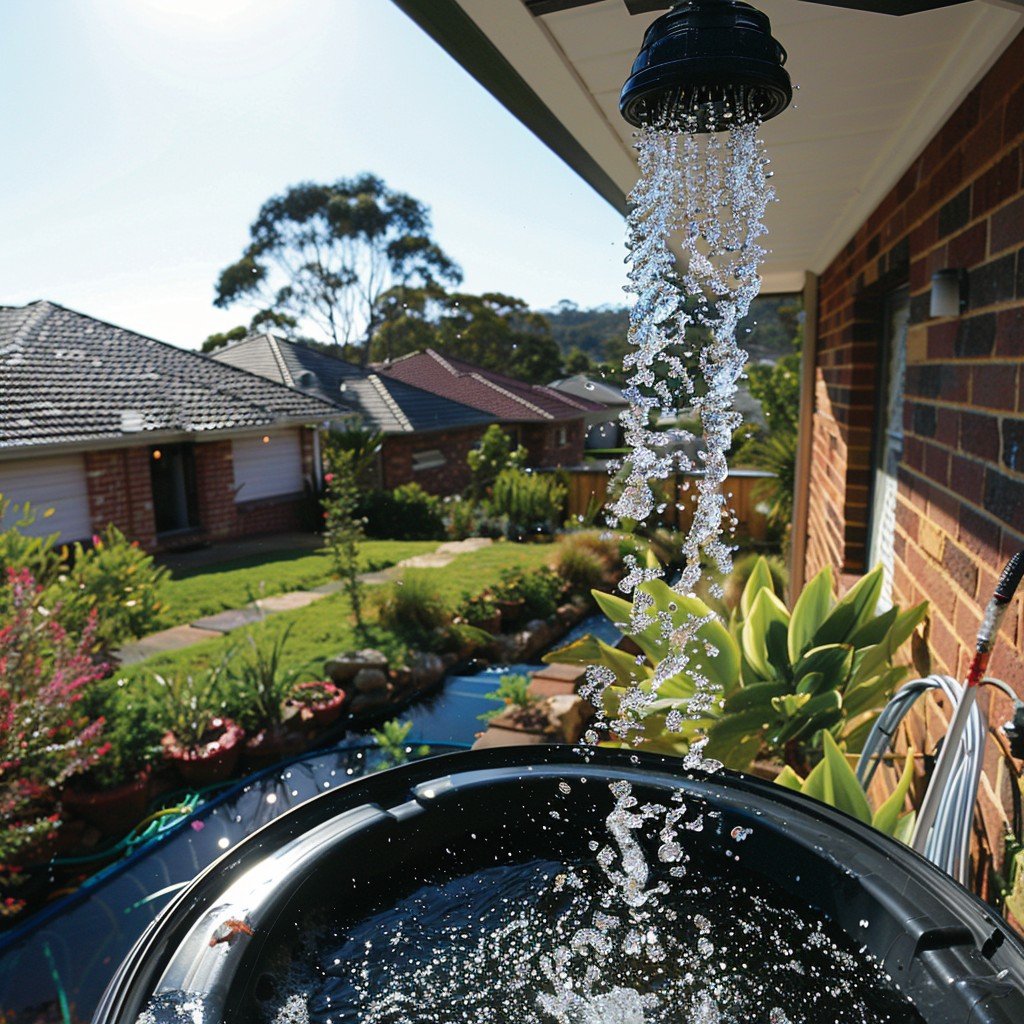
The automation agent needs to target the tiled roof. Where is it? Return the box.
[0,302,346,452]
[213,334,495,435]
[548,374,627,407]
[380,349,606,422]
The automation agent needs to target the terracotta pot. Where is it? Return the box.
[243,724,309,770]
[468,612,502,635]
[162,718,246,786]
[61,771,151,837]
[282,682,347,732]
[495,598,526,631]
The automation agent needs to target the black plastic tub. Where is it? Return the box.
[95,746,1024,1024]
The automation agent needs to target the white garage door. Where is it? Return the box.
[232,430,304,502]
[0,454,92,542]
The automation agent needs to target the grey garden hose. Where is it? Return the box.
[857,674,987,886]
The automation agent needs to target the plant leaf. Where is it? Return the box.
[811,566,883,647]
[850,601,928,685]
[741,589,790,681]
[543,634,648,687]
[740,556,776,620]
[706,709,769,771]
[775,765,806,792]
[793,643,853,690]
[787,565,834,663]
[871,748,916,837]
[809,731,872,824]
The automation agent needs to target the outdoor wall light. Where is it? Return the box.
[930,268,968,318]
[152,449,162,461]
[261,435,271,444]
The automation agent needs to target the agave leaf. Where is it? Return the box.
[871,748,916,837]
[803,731,872,824]
[724,680,791,714]
[811,566,884,648]
[706,709,769,771]
[543,634,648,688]
[769,691,843,745]
[892,810,917,845]
[787,565,834,664]
[793,643,854,691]
[771,692,811,719]
[847,605,898,651]
[741,589,790,681]
[850,601,928,685]
[740,555,777,620]
[795,670,826,696]
[775,765,806,792]
[842,664,906,718]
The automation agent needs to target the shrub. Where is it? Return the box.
[1,570,108,903]
[478,673,535,722]
[358,483,446,540]
[77,677,161,789]
[457,590,500,630]
[554,531,622,596]
[47,525,169,653]
[376,571,452,648]
[467,425,527,499]
[323,451,368,636]
[152,659,233,751]
[443,495,479,540]
[486,469,567,538]
[493,566,564,620]
[230,623,303,732]
[0,496,63,590]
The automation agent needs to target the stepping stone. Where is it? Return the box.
[191,606,265,633]
[471,725,547,750]
[116,625,222,665]
[532,663,588,684]
[256,591,324,612]
[527,677,579,700]
[308,580,345,595]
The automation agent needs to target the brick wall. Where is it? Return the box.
[193,440,238,542]
[381,425,488,494]
[520,418,586,468]
[84,448,157,549]
[236,495,309,536]
[806,30,1024,904]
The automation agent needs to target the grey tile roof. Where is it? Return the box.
[0,302,346,452]
[213,334,495,435]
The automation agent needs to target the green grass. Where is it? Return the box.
[157,540,437,626]
[119,540,557,691]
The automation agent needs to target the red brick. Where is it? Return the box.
[971,363,1019,411]
[972,150,1021,219]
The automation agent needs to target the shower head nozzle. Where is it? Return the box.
[620,1,792,133]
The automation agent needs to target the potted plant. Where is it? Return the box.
[232,623,309,768]
[154,661,245,786]
[457,591,502,635]
[61,697,158,838]
[282,679,348,734]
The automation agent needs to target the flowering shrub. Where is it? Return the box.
[0,569,108,911]
[44,525,168,654]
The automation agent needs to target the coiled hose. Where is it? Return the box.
[857,674,987,886]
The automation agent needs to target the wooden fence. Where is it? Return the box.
[555,465,775,543]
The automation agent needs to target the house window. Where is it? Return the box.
[412,449,446,471]
[150,443,199,535]
[867,290,910,609]
[557,426,568,446]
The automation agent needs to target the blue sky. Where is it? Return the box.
[0,0,628,349]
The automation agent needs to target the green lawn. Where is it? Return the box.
[157,540,437,626]
[121,540,557,688]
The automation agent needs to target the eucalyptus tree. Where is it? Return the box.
[214,174,461,363]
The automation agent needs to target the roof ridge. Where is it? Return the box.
[0,300,54,359]
[529,382,590,411]
[267,335,295,388]
[468,371,551,419]
[368,374,414,432]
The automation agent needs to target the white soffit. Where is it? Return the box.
[453,0,1023,288]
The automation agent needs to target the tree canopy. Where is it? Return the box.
[214,174,461,362]
[370,288,564,385]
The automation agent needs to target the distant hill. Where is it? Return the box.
[543,294,801,370]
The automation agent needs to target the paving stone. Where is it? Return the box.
[116,625,222,665]
[527,677,579,700]
[531,663,588,684]
[256,591,324,612]
[191,606,266,633]
[471,726,548,750]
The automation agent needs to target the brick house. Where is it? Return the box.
[0,302,347,551]
[213,333,497,493]
[379,349,603,467]
[396,2,1024,903]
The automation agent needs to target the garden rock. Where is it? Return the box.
[352,667,389,695]
[409,652,445,690]
[324,649,388,684]
[544,694,593,743]
[349,690,393,716]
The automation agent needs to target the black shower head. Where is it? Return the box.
[620,1,792,132]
